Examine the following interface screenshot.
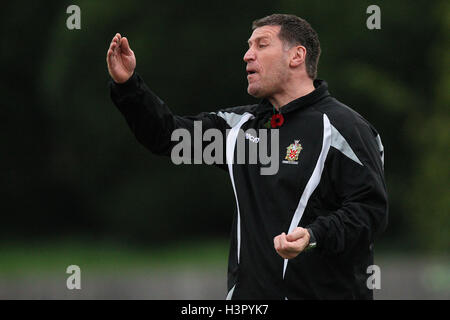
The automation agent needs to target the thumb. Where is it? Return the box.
[286,228,306,241]
[120,37,132,55]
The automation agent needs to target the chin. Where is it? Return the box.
[247,84,263,98]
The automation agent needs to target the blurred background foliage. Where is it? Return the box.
[0,0,448,259]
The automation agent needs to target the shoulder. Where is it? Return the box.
[209,104,259,128]
[315,97,380,140]
[314,97,385,168]
[214,104,259,115]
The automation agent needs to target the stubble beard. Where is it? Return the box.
[247,82,263,98]
[247,71,286,99]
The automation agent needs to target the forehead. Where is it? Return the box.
[248,25,281,43]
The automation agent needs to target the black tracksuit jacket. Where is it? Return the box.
[110,72,388,300]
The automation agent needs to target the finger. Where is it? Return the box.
[120,37,132,55]
[112,37,120,47]
[276,235,290,255]
[275,237,288,258]
[111,36,121,51]
[110,44,119,57]
[112,40,121,54]
[107,51,116,68]
[273,235,281,251]
[107,48,115,61]
[283,233,303,253]
[291,235,309,253]
[280,233,291,250]
[286,227,307,242]
[107,45,115,63]
[281,235,302,259]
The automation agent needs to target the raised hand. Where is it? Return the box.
[106,33,136,83]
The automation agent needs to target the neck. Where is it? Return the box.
[268,77,315,110]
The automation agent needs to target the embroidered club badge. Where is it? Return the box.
[283,140,302,164]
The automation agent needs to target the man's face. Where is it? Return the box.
[244,25,290,98]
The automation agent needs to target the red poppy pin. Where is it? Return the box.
[270,113,284,128]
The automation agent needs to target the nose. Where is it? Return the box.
[243,47,255,62]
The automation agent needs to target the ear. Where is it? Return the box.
[289,45,307,68]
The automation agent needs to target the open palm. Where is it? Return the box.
[106,33,136,83]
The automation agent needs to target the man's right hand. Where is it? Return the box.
[106,33,136,84]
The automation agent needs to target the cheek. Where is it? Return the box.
[261,64,282,86]
[273,59,289,79]
[262,55,285,78]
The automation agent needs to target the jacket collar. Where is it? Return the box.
[256,79,330,115]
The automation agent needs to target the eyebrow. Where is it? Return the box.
[247,36,270,46]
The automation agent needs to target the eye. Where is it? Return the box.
[259,44,268,48]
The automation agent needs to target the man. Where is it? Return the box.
[107,14,388,299]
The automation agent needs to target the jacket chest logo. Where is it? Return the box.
[283,140,302,164]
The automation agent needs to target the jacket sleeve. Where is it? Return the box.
[109,72,229,166]
[307,119,388,259]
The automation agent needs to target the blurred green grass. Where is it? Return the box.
[0,240,448,299]
[0,238,229,277]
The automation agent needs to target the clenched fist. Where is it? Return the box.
[106,33,136,83]
[273,227,311,259]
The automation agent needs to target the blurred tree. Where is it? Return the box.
[408,0,450,253]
